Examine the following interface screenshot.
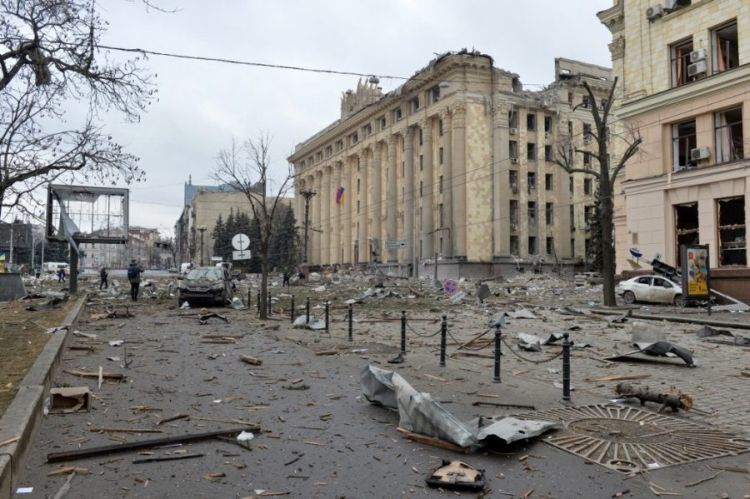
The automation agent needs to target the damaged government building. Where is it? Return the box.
[289,50,612,278]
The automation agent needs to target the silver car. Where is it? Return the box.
[617,275,684,306]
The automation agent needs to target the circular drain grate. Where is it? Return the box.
[516,404,750,473]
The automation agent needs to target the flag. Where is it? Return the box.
[336,186,345,205]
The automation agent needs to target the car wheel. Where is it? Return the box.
[622,291,636,304]
[673,294,685,307]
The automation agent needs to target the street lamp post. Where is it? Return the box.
[197,226,207,266]
[299,190,316,264]
[430,227,451,286]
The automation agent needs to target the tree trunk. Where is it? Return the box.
[600,179,616,307]
[259,244,269,320]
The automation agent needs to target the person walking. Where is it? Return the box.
[58,267,66,283]
[127,259,142,301]
[99,267,109,290]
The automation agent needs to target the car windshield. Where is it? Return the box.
[186,268,222,281]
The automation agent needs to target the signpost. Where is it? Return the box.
[232,249,251,261]
[681,244,711,314]
[232,233,251,261]
[385,240,406,250]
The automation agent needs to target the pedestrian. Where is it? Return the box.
[58,267,66,283]
[127,259,142,301]
[34,265,41,279]
[282,271,290,287]
[99,266,109,290]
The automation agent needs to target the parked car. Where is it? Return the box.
[177,266,234,306]
[617,275,684,306]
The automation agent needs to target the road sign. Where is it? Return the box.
[232,233,250,251]
[385,240,406,250]
[232,249,252,261]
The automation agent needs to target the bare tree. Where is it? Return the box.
[555,77,641,307]
[0,0,154,219]
[213,134,294,320]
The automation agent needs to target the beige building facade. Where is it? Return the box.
[599,0,750,272]
[289,51,612,276]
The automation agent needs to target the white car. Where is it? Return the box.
[617,275,684,306]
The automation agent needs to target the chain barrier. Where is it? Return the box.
[406,322,443,338]
[448,329,492,352]
[500,336,564,364]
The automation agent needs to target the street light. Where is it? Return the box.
[430,227,451,286]
[197,226,207,266]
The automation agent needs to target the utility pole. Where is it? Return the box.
[299,190,316,265]
[430,227,451,286]
[9,221,14,268]
[197,226,207,266]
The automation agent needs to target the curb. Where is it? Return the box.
[0,293,88,498]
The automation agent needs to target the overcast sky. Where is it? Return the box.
[99,0,613,236]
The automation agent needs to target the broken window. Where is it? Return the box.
[671,38,696,87]
[715,107,743,163]
[581,95,590,108]
[508,109,518,129]
[545,145,553,162]
[510,200,519,227]
[545,173,553,191]
[674,202,699,267]
[364,123,372,136]
[672,119,697,170]
[544,116,552,133]
[583,123,592,143]
[510,235,519,255]
[712,21,738,73]
[528,172,536,193]
[379,116,387,130]
[410,96,420,112]
[528,236,537,255]
[545,203,553,225]
[430,85,441,104]
[584,205,593,228]
[584,178,592,195]
[509,141,518,161]
[393,107,402,121]
[546,237,554,255]
[509,170,518,193]
[527,113,536,131]
[528,201,537,225]
[717,196,746,266]
[527,143,536,161]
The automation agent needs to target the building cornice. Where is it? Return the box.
[617,65,750,119]
[622,161,750,196]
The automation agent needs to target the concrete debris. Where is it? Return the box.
[696,325,750,345]
[46,326,69,335]
[508,309,537,319]
[108,340,124,347]
[449,291,466,304]
[313,285,326,292]
[516,333,543,352]
[605,313,628,324]
[293,315,326,330]
[48,387,90,414]
[231,297,245,309]
[425,460,486,491]
[180,301,190,309]
[198,312,229,325]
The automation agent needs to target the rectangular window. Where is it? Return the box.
[672,119,697,170]
[364,123,372,136]
[584,205,593,228]
[510,200,518,226]
[583,123,592,143]
[430,85,441,104]
[569,177,574,195]
[419,154,423,171]
[528,172,536,193]
[510,235,519,255]
[410,96,420,112]
[570,205,575,230]
[528,236,537,255]
[546,237,554,255]
[419,128,423,146]
[674,202,699,267]
[545,202,553,225]
[509,170,518,193]
[336,140,343,152]
[715,107,743,163]
[438,119,444,136]
[393,107,402,121]
[671,38,696,87]
[508,109,518,129]
[545,173,553,191]
[567,121,573,136]
[581,95,590,108]
[439,203,444,227]
[717,196,746,266]
[584,151,591,167]
[439,147,444,164]
[567,92,573,105]
[379,116,387,130]
[509,141,518,160]
[527,142,536,161]
[528,201,537,225]
[570,238,575,256]
[357,200,360,214]
[527,113,536,131]
[584,178,592,195]
[544,116,552,133]
[439,175,443,193]
[712,21,738,74]
[545,145,552,162]
[357,178,360,193]
[351,132,359,144]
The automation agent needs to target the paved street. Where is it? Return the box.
[11,280,750,498]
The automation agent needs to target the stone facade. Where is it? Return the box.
[289,51,612,276]
[599,0,750,271]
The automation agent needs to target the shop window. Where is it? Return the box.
[715,107,743,163]
[671,38,696,87]
[674,202,699,267]
[717,197,746,266]
[712,21,738,73]
[672,119,697,170]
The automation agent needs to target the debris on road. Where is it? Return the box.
[133,453,204,464]
[48,387,90,414]
[198,312,229,325]
[62,368,126,381]
[240,354,263,366]
[425,460,486,491]
[614,382,694,412]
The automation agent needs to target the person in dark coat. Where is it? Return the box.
[127,260,142,301]
[99,267,109,290]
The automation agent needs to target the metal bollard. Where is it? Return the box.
[267,292,272,316]
[562,332,571,401]
[493,325,502,383]
[348,303,353,342]
[306,297,310,324]
[247,289,252,310]
[290,295,295,323]
[400,310,407,355]
[439,315,447,367]
[256,293,260,311]
[324,301,329,332]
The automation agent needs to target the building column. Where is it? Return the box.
[358,150,369,264]
[386,135,398,262]
[493,103,510,257]
[333,163,342,265]
[441,112,453,257]
[322,166,332,265]
[451,104,467,259]
[420,119,434,260]
[343,157,354,264]
[313,171,323,264]
[372,142,383,262]
[404,127,416,270]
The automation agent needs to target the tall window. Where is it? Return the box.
[712,22,738,74]
[528,201,537,225]
[717,197,746,266]
[528,172,536,193]
[671,38,695,87]
[544,116,552,133]
[715,107,743,163]
[509,141,518,160]
[527,142,536,161]
[439,175,443,193]
[510,200,519,226]
[545,145,553,162]
[509,170,518,193]
[528,236,537,255]
[545,203,553,225]
[510,235,519,255]
[508,109,518,129]
[672,119,697,170]
[527,113,536,131]
[545,173,553,191]
[546,237,554,255]
[584,178,592,195]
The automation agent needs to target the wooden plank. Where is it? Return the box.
[396,427,469,454]
[585,374,650,382]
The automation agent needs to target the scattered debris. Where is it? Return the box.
[199,312,229,325]
[156,413,189,426]
[614,383,694,412]
[203,472,225,482]
[516,333,543,352]
[472,401,536,410]
[108,340,124,347]
[508,309,537,320]
[133,453,204,464]
[240,354,263,366]
[63,368,126,381]
[0,436,20,448]
[236,431,254,449]
[425,460,486,491]
[49,387,90,414]
[585,374,650,383]
[47,467,90,476]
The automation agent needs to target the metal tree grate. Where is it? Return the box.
[516,404,750,473]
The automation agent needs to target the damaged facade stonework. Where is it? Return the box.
[289,51,613,278]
